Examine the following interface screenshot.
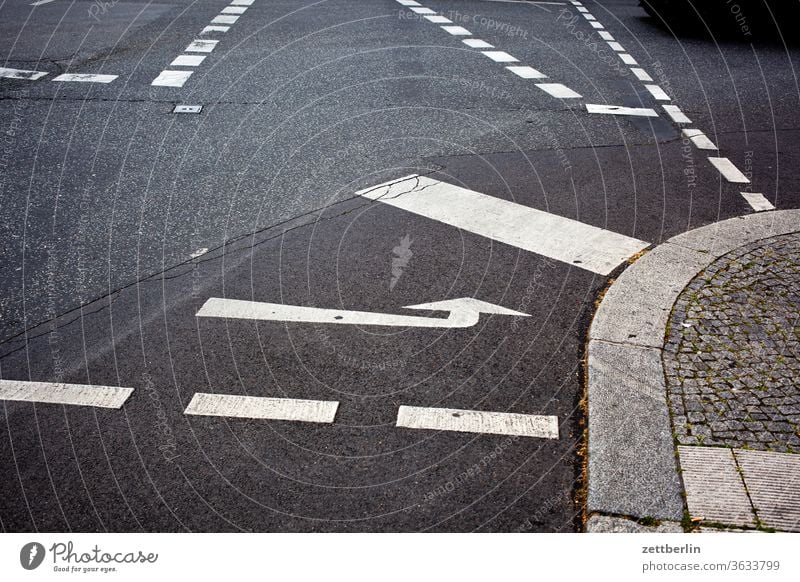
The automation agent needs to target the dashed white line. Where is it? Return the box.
[740,192,774,212]
[425,15,452,23]
[441,25,472,35]
[170,55,207,67]
[358,174,648,275]
[395,0,421,5]
[410,6,435,14]
[582,13,596,20]
[618,53,637,65]
[0,67,48,80]
[606,41,624,52]
[184,393,339,423]
[151,70,193,87]
[230,0,255,4]
[576,6,588,12]
[681,129,717,150]
[186,39,219,53]
[211,14,239,24]
[482,51,519,63]
[201,25,230,34]
[663,104,691,123]
[630,67,653,82]
[708,157,751,183]
[506,65,547,79]
[589,21,604,29]
[462,38,494,48]
[535,82,581,98]
[644,84,670,101]
[396,406,559,439]
[598,31,614,41]
[585,103,658,117]
[222,6,247,14]
[0,380,133,409]
[52,73,118,83]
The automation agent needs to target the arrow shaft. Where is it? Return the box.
[196,298,478,328]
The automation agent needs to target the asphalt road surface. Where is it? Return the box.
[1,0,798,532]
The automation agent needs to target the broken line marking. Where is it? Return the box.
[681,129,717,150]
[151,70,193,87]
[221,6,247,14]
[357,175,648,275]
[170,55,206,67]
[0,67,48,80]
[586,103,658,117]
[506,65,547,79]
[52,73,118,83]
[442,25,472,35]
[740,192,774,212]
[0,380,133,409]
[462,38,494,48]
[211,14,239,24]
[630,67,653,82]
[185,393,339,423]
[708,157,750,183]
[536,83,581,98]
[598,31,614,41]
[645,84,670,101]
[482,51,518,63]
[425,15,452,23]
[186,39,219,53]
[201,25,230,34]
[410,6,435,14]
[589,21,603,29]
[618,53,637,65]
[396,406,559,439]
[606,41,624,52]
[663,104,691,123]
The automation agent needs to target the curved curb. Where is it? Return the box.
[585,210,800,525]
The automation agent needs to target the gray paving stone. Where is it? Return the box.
[585,515,684,533]
[679,446,757,528]
[736,449,800,532]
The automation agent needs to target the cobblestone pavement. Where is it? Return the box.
[663,233,800,453]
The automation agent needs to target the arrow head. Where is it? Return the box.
[403,298,529,317]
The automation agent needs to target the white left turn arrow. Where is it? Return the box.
[196,297,528,329]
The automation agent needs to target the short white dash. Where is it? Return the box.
[645,84,670,101]
[441,25,472,35]
[201,25,230,34]
[396,0,421,5]
[663,104,691,123]
[598,31,614,41]
[607,41,625,51]
[619,53,637,65]
[582,13,596,20]
[186,39,219,53]
[708,157,750,183]
[740,192,775,212]
[0,379,133,409]
[230,0,255,4]
[410,6,435,14]
[211,15,239,24]
[630,67,653,82]
[536,83,581,98]
[221,6,247,14]
[0,67,48,81]
[170,55,206,67]
[506,65,547,79]
[184,393,339,423]
[462,38,494,48]
[424,15,452,23]
[576,6,588,12]
[681,129,717,150]
[482,51,518,63]
[586,103,658,117]
[191,247,209,258]
[590,21,604,29]
[52,73,117,83]
[151,70,193,87]
[396,406,559,439]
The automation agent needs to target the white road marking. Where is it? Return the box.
[396,406,559,439]
[410,6,435,14]
[190,247,209,257]
[170,55,206,67]
[186,39,219,53]
[618,53,637,65]
[211,15,239,24]
[663,104,691,123]
[197,297,528,329]
[506,65,547,79]
[0,380,133,409]
[535,83,581,98]
[589,21,603,29]
[598,31,614,41]
[576,6,588,12]
[357,175,649,275]
[582,13,596,20]
[740,192,775,211]
[645,84,670,101]
[681,129,717,150]
[151,70,193,87]
[396,0,421,5]
[709,157,750,183]
[30,0,58,5]
[585,103,658,117]
[231,0,255,4]
[52,73,117,83]
[425,15,452,23]
[221,6,247,14]
[482,51,518,63]
[630,67,653,82]
[201,25,230,33]
[441,25,472,35]
[0,67,48,80]
[185,393,339,423]
[462,38,494,48]
[606,41,624,51]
